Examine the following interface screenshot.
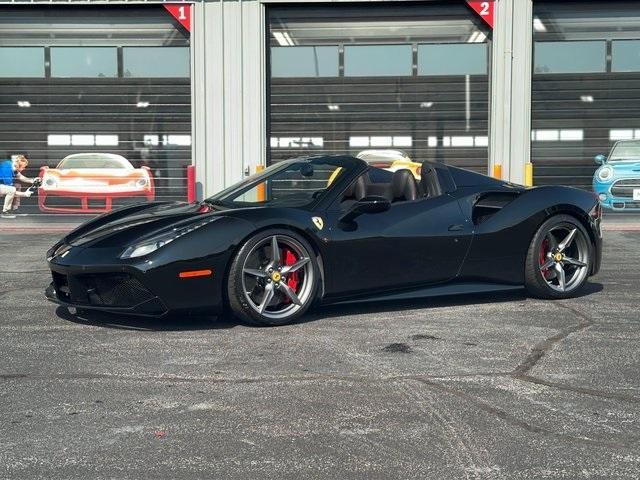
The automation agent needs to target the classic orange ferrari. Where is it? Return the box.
[38,153,155,213]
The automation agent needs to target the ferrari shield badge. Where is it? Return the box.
[312,216,324,230]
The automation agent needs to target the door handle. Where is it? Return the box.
[448,224,464,232]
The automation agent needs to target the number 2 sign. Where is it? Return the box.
[164,4,192,33]
[466,1,495,29]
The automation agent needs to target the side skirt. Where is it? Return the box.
[325,282,525,306]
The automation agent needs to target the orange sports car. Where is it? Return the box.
[39,153,155,213]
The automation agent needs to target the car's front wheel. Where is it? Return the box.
[227,229,319,326]
[525,214,592,299]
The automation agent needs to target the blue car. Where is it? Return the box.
[593,140,640,211]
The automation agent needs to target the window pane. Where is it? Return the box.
[269,3,491,173]
[612,40,640,72]
[123,47,190,78]
[0,47,44,77]
[531,1,640,201]
[51,47,117,77]
[344,45,412,77]
[534,41,605,74]
[271,46,338,77]
[418,43,487,76]
[0,6,191,217]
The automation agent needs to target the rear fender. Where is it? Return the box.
[458,186,598,284]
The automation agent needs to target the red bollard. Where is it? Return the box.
[187,165,196,203]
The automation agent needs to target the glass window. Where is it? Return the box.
[271,46,339,77]
[50,47,117,78]
[207,158,353,208]
[609,140,640,162]
[268,4,491,174]
[344,45,412,77]
[0,47,44,77]
[58,154,132,169]
[534,41,606,74]
[531,0,640,205]
[418,43,487,76]
[0,6,191,217]
[612,40,640,72]
[123,47,190,78]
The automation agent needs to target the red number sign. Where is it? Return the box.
[466,1,495,29]
[164,4,191,33]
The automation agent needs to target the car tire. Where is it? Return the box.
[227,229,319,326]
[525,214,592,299]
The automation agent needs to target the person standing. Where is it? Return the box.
[0,155,37,219]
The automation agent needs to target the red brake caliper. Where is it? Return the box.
[282,249,300,303]
[539,238,550,279]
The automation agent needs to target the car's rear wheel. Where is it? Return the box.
[227,229,319,326]
[525,214,592,299]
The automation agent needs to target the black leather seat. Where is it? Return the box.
[340,174,367,209]
[391,169,418,202]
[420,163,443,198]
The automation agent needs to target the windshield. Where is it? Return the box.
[609,141,640,162]
[58,154,132,169]
[206,157,356,208]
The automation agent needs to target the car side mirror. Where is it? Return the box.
[340,196,390,224]
[594,154,606,165]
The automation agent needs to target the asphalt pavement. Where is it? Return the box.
[0,231,639,479]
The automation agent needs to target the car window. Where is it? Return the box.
[59,155,131,169]
[207,159,355,209]
[367,167,393,183]
[610,141,640,162]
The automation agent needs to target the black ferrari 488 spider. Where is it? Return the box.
[46,155,602,326]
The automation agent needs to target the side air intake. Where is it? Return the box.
[472,192,519,224]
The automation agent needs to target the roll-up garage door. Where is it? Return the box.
[267,3,491,174]
[0,6,191,217]
[532,0,640,203]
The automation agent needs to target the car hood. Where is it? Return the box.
[606,162,640,172]
[63,201,223,248]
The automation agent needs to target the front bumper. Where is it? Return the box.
[38,188,154,213]
[45,268,168,316]
[45,238,228,316]
[594,179,640,211]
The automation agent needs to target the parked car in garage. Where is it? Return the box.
[356,150,422,179]
[39,153,155,213]
[593,140,640,211]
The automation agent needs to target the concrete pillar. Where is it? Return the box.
[489,0,533,184]
[192,0,265,198]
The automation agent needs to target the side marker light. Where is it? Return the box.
[179,269,213,278]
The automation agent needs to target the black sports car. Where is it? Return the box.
[46,155,602,326]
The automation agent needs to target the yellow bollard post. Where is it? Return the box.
[492,163,502,180]
[525,162,533,187]
[256,165,266,201]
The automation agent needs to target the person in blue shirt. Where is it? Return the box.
[0,155,37,219]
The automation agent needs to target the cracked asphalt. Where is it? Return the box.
[1,231,639,479]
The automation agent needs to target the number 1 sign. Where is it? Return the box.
[466,1,495,29]
[164,4,192,33]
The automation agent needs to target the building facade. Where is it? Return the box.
[2,0,640,218]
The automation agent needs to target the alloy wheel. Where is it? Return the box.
[538,225,589,293]
[241,235,315,320]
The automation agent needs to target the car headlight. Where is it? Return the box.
[120,217,219,259]
[43,175,57,188]
[136,177,148,187]
[597,166,614,182]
